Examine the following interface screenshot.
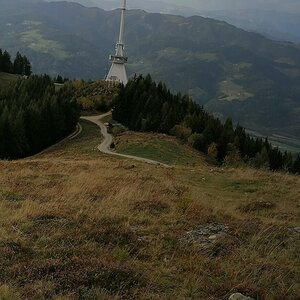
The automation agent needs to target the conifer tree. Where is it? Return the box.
[23,56,32,76]
[291,155,300,174]
[0,49,3,71]
[13,52,24,75]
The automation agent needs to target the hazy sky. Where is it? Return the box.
[101,0,300,13]
[170,0,300,12]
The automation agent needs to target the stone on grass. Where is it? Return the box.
[228,293,254,300]
[181,223,239,256]
[293,227,300,234]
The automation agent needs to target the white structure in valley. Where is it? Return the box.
[106,0,128,85]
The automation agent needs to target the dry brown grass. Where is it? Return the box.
[0,124,299,299]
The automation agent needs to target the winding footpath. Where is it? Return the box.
[81,113,170,167]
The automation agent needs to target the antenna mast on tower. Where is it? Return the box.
[106,0,128,85]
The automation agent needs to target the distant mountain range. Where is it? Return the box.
[198,9,300,44]
[43,0,300,43]
[1,0,300,143]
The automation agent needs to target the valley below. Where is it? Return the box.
[247,129,300,156]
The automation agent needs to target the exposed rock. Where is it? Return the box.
[183,223,228,242]
[208,234,217,240]
[228,293,254,300]
[289,226,300,235]
[181,223,238,256]
[293,227,300,234]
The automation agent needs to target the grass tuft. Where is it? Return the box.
[0,285,21,300]
[239,201,276,213]
[1,191,24,202]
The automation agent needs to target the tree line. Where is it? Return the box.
[0,49,32,76]
[54,74,69,84]
[113,75,300,174]
[0,75,80,159]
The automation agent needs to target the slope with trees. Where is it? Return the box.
[113,75,300,174]
[72,80,119,113]
[0,75,79,159]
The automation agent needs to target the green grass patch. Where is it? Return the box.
[100,113,113,124]
[219,78,253,101]
[1,191,24,202]
[21,29,69,59]
[0,285,21,300]
[43,120,102,158]
[116,133,205,166]
[54,83,64,92]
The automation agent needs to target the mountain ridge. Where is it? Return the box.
[1,0,300,143]
[43,0,300,43]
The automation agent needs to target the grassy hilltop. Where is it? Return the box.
[0,120,299,299]
[0,72,19,88]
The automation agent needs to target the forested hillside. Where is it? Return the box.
[1,0,300,141]
[113,75,300,174]
[0,49,31,76]
[0,75,79,159]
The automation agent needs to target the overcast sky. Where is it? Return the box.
[173,0,300,12]
[101,0,300,13]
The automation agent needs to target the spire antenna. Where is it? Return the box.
[118,0,126,44]
[106,0,128,85]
